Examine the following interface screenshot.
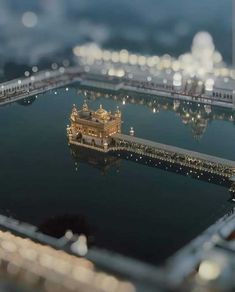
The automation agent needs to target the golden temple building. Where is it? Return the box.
[68,100,121,149]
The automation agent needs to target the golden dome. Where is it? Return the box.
[95,105,108,119]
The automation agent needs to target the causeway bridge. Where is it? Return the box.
[111,133,235,179]
[68,132,235,189]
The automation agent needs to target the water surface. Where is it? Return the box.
[0,86,234,264]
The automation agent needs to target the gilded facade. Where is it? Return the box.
[69,100,121,148]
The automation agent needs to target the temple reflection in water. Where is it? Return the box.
[70,144,121,175]
[16,95,37,106]
[77,88,235,140]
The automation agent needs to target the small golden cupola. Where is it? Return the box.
[82,99,89,112]
[71,104,78,122]
[115,106,121,118]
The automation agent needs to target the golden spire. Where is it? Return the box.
[115,106,121,117]
[72,104,78,115]
[71,104,78,122]
[82,99,89,111]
